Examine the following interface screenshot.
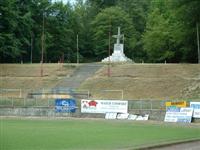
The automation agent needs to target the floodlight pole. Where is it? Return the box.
[197,22,200,64]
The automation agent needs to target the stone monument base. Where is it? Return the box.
[101,27,133,62]
[102,51,132,62]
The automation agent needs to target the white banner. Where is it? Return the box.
[117,113,129,120]
[105,113,118,119]
[164,107,193,123]
[81,99,128,114]
[128,114,149,121]
[190,102,200,118]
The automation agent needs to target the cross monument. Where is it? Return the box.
[102,26,132,62]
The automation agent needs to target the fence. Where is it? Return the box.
[0,88,199,110]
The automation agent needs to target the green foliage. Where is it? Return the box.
[0,0,21,62]
[142,0,200,63]
[92,6,136,60]
[0,0,199,63]
[142,8,176,62]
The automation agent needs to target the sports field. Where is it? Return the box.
[1,118,200,150]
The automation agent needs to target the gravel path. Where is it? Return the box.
[148,140,200,150]
[55,63,103,89]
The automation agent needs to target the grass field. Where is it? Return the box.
[1,118,200,150]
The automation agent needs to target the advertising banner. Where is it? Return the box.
[128,114,149,121]
[55,99,76,113]
[105,113,118,119]
[81,99,128,113]
[165,101,187,107]
[190,102,200,118]
[164,107,193,123]
[117,113,129,120]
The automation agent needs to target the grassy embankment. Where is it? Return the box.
[1,63,200,100]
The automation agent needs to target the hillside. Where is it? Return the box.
[0,63,77,90]
[1,63,200,100]
[80,63,200,100]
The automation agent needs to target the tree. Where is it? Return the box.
[74,0,95,62]
[170,0,200,63]
[0,0,21,62]
[92,6,136,60]
[142,7,176,63]
[46,2,76,63]
[116,0,151,62]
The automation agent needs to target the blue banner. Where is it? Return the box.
[55,99,76,113]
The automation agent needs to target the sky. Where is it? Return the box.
[52,0,76,4]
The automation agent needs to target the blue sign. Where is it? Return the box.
[55,99,76,113]
[166,106,180,112]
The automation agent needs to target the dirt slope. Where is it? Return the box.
[79,63,200,100]
[1,63,200,100]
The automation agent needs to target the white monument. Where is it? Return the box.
[102,27,132,62]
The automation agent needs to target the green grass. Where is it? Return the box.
[1,119,200,150]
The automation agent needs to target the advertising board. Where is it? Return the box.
[105,113,118,119]
[164,107,193,123]
[165,101,187,107]
[190,102,200,118]
[128,114,149,121]
[81,99,128,113]
[117,113,129,120]
[55,99,76,113]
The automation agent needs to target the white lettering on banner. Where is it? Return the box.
[81,99,128,114]
[190,102,200,118]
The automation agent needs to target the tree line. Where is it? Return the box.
[0,0,199,63]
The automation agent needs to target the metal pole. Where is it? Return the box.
[19,88,22,98]
[121,90,124,100]
[123,34,124,45]
[197,22,200,64]
[41,12,44,77]
[30,34,33,64]
[108,31,111,77]
[77,34,79,64]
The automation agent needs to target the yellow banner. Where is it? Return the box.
[165,101,187,107]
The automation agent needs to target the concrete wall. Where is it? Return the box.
[0,107,71,117]
[0,107,199,122]
[0,107,167,121]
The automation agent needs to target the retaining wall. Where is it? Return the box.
[0,107,175,121]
